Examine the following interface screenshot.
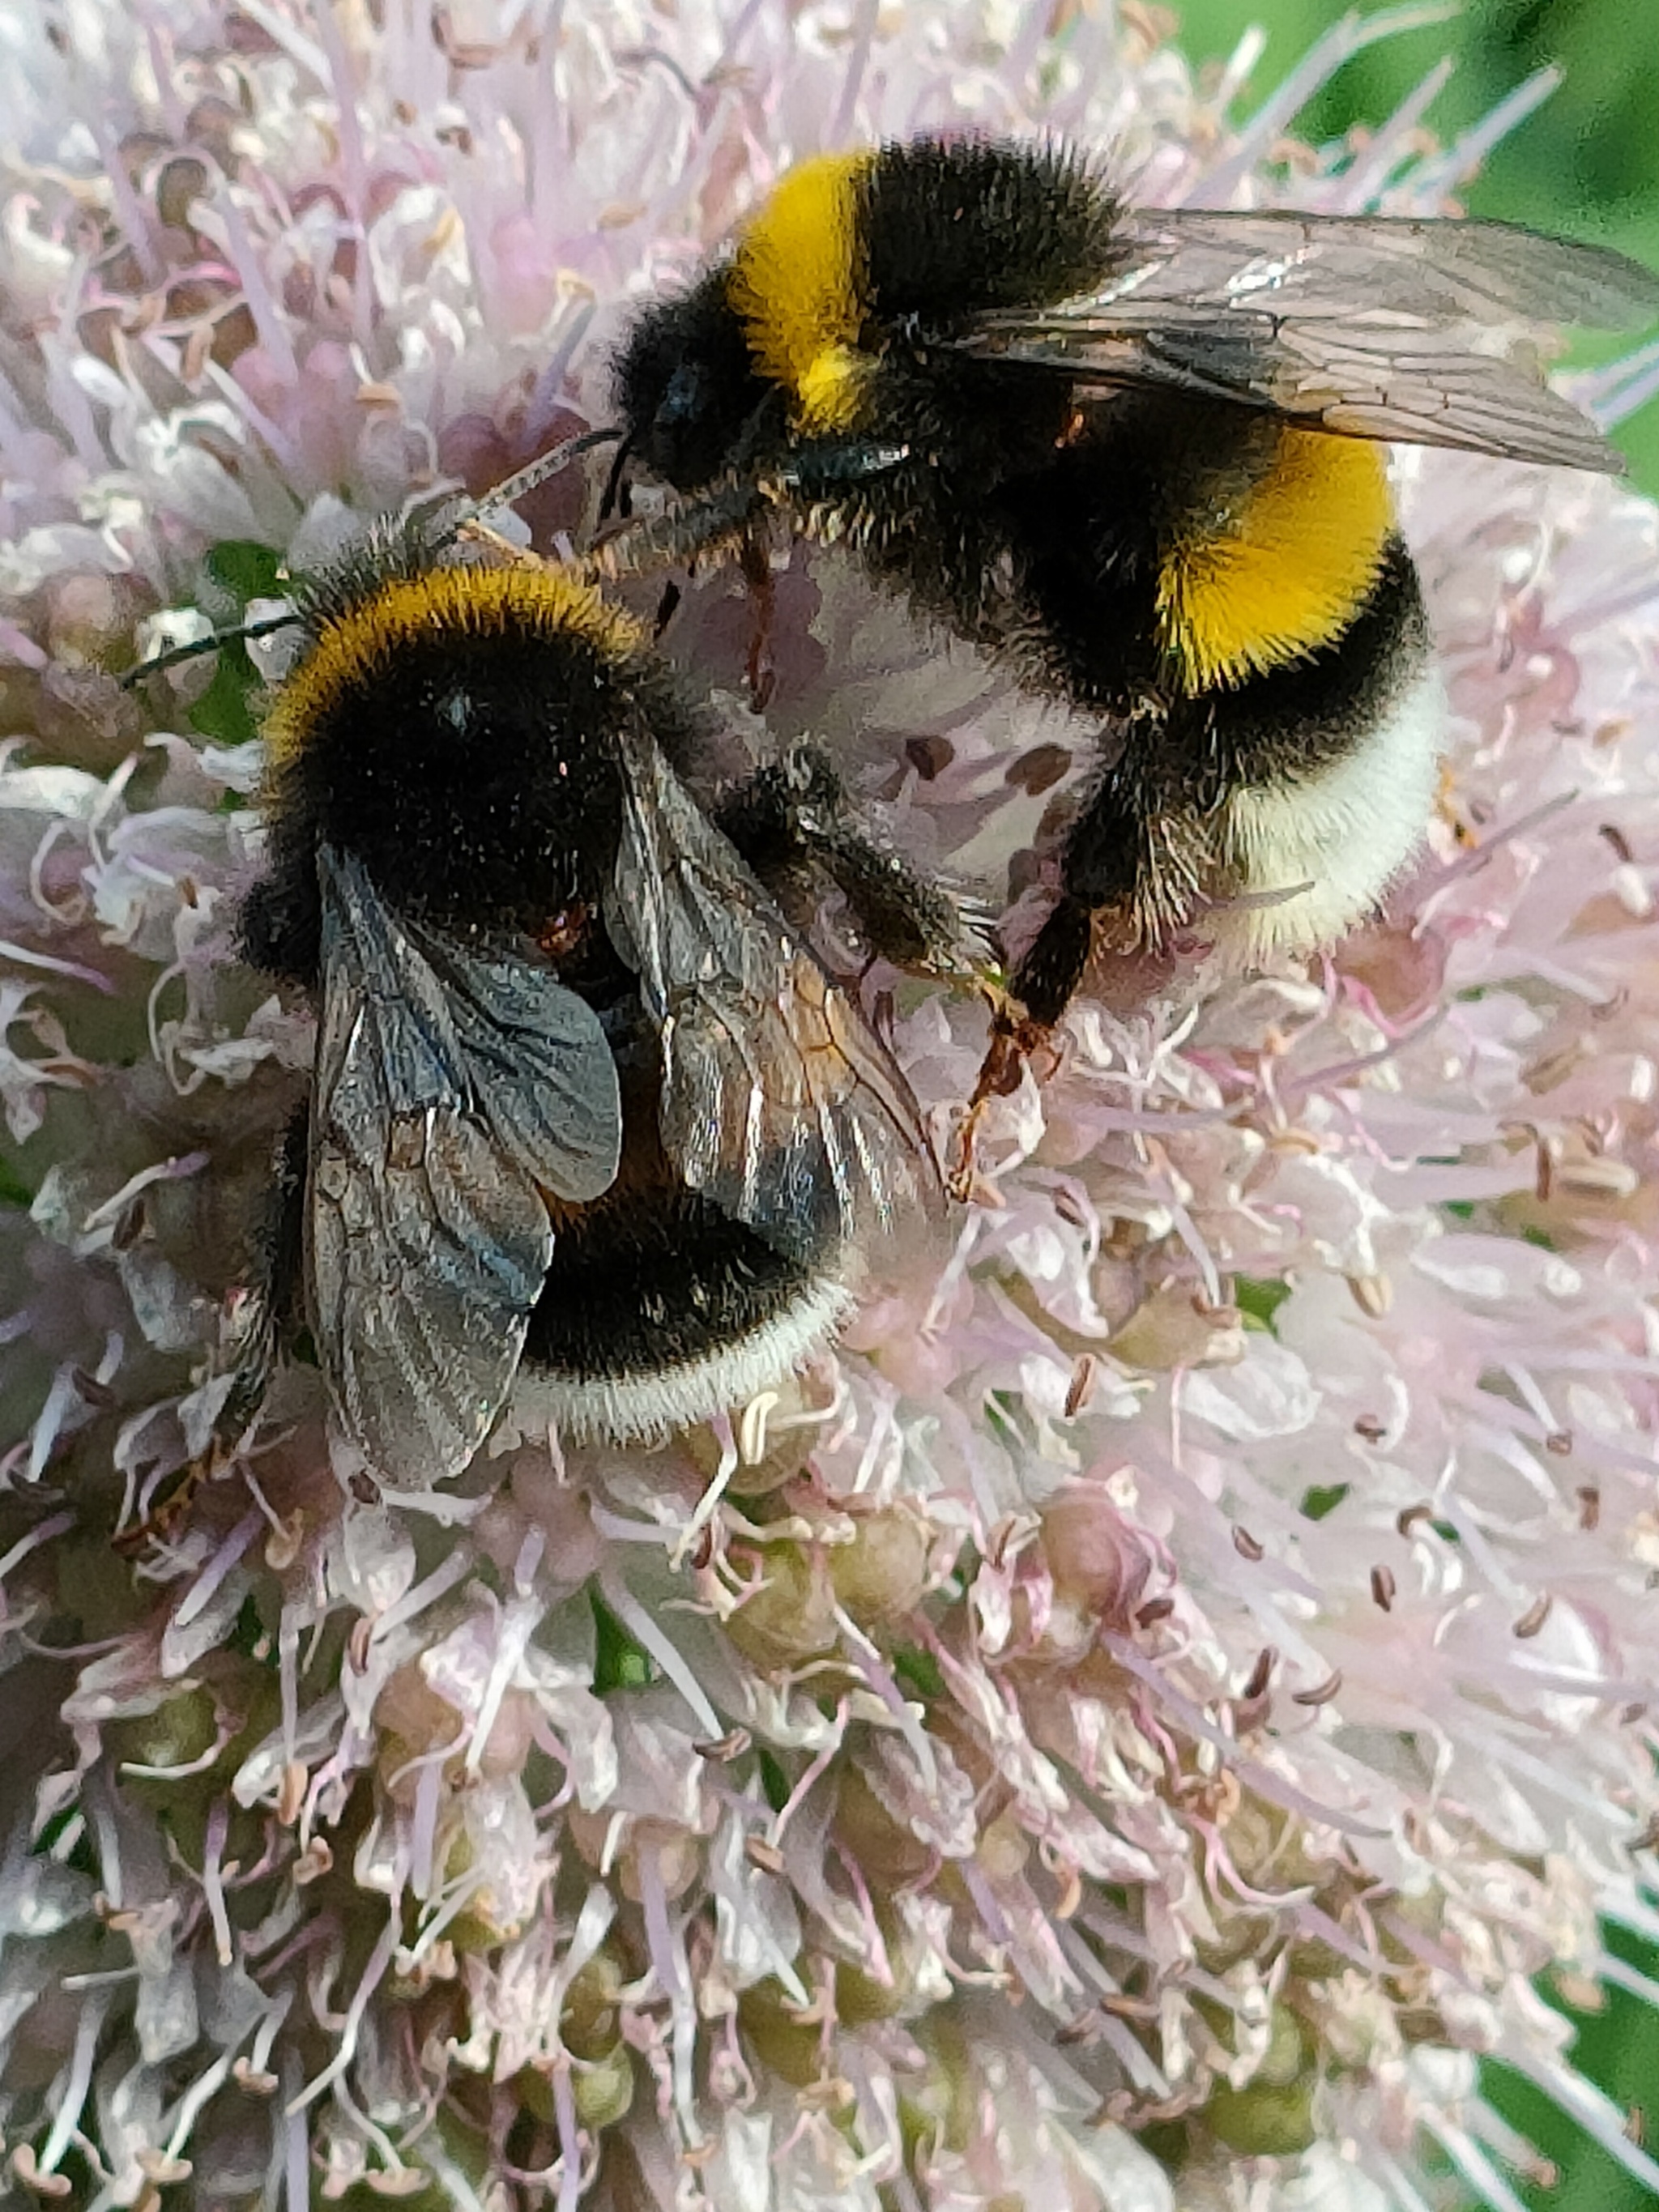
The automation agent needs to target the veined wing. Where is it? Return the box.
[309,843,621,1482]
[957,207,1659,470]
[603,731,941,1266]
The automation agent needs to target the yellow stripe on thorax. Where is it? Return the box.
[728,151,876,434]
[1156,430,1393,693]
[265,564,642,772]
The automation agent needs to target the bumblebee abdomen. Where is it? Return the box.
[1066,538,1440,963]
[522,1183,850,1443]
[1155,428,1396,694]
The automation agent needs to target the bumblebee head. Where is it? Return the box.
[613,268,771,492]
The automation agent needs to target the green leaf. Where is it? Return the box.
[588,1586,656,1693]
[756,1748,791,1815]
[203,540,285,604]
[1235,1276,1292,1331]
[892,1645,945,1702]
[1301,1483,1350,1523]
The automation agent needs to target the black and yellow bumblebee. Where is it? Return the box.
[607,136,1659,1064]
[139,518,956,1496]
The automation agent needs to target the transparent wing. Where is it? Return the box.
[309,844,622,1483]
[957,207,1659,470]
[603,730,941,1264]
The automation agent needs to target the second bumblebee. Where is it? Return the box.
[611,136,1658,1043]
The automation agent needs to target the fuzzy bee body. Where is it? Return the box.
[612,137,1657,1027]
[227,526,944,1485]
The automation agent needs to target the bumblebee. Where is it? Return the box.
[608,136,1659,1055]
[155,521,952,1493]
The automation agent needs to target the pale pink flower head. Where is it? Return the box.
[0,5,1656,2210]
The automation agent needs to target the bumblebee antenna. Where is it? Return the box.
[459,424,623,531]
[120,610,302,691]
[122,426,621,691]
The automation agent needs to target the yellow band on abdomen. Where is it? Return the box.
[728,151,875,434]
[1156,429,1394,694]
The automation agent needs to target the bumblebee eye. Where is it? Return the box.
[657,362,707,433]
[642,360,736,488]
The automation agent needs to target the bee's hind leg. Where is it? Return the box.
[961,715,1201,1159]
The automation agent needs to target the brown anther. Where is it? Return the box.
[264,1511,305,1573]
[276,1761,307,1826]
[1004,742,1073,795]
[1098,1990,1162,2022]
[1513,1593,1552,1639]
[1577,1486,1601,1532]
[693,1728,752,1763]
[1052,1185,1090,1230]
[232,2058,280,2095]
[1371,1565,1397,1613]
[1135,1595,1175,1628]
[1535,1136,1556,1203]
[1050,1856,1083,1920]
[904,735,953,782]
[986,1515,1018,1571]
[72,1366,117,1408]
[1241,1647,1277,1701]
[1524,1046,1584,1095]
[1626,2106,1645,2148]
[1292,1669,1343,1709]
[1347,1272,1392,1319]
[10,2146,73,2199]
[744,1835,787,1877]
[292,1837,333,1885]
[1397,1503,1435,1538]
[1552,1966,1607,2012]
[1545,1430,1574,1458]
[1601,822,1635,864]
[1231,1524,1265,1562]
[1354,1414,1388,1443]
[134,2150,192,2185]
[1064,1355,1098,1418]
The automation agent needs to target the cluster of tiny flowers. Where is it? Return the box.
[1,1,1657,2207]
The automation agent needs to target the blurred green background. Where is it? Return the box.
[1176,0,1659,492]
[1173,10,1659,2207]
